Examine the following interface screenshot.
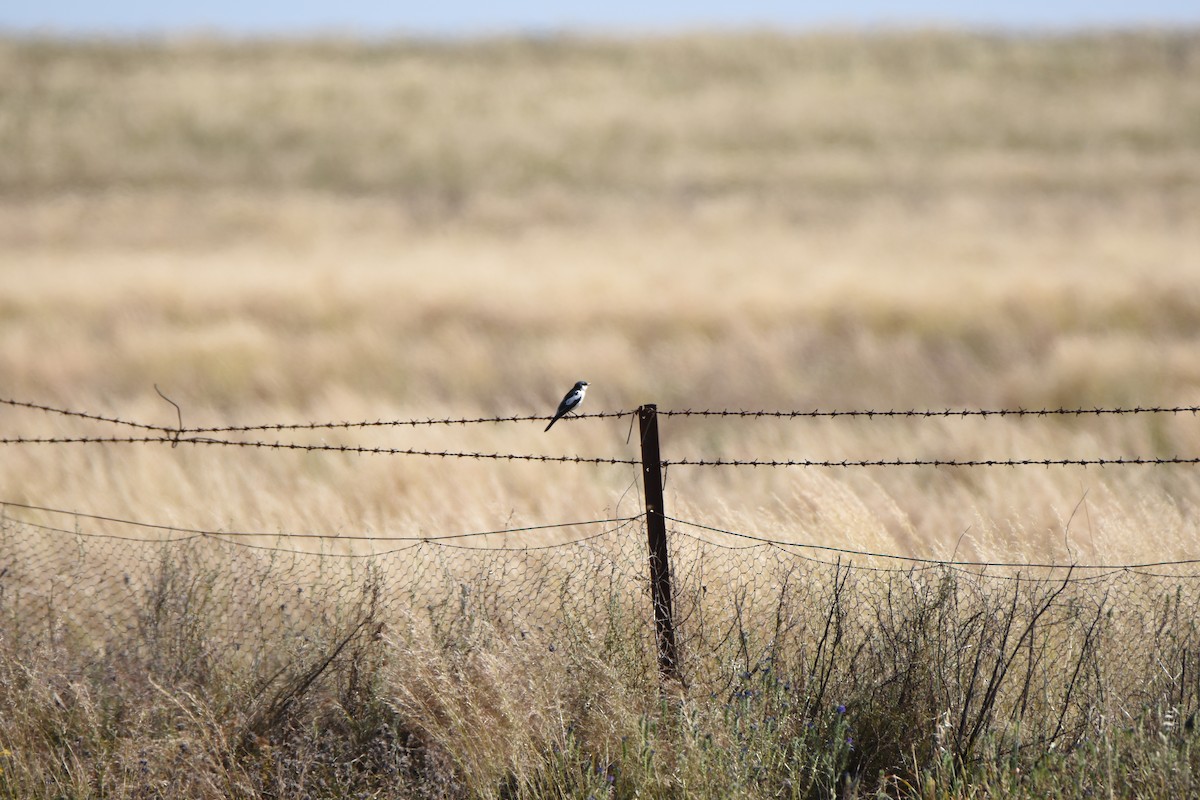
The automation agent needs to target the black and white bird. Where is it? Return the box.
[544,380,588,431]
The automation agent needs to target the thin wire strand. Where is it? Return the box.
[663,514,1200,571]
[671,527,1156,580]
[7,498,1200,574]
[2,510,644,558]
[0,500,642,542]
[430,517,643,552]
[667,525,937,574]
[2,516,201,544]
[202,535,424,559]
[185,517,646,556]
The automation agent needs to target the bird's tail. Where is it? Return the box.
[544,417,558,432]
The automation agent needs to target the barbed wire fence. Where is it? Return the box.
[3,395,1200,766]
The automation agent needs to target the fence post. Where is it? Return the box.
[638,404,680,682]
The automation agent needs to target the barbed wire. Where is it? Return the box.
[175,410,634,435]
[5,397,1200,468]
[0,395,634,434]
[662,456,1200,468]
[658,405,1200,419]
[0,435,641,464]
[5,435,1199,469]
[186,403,1200,434]
[9,395,1200,437]
[0,397,172,432]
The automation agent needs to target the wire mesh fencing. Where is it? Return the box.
[3,505,1200,768]
[0,512,652,667]
[665,521,1200,766]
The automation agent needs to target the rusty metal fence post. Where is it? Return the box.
[638,404,680,682]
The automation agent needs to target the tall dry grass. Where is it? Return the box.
[1,30,1200,798]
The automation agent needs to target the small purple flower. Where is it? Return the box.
[836,704,847,715]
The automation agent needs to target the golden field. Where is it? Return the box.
[2,32,1199,564]
[2,30,1200,799]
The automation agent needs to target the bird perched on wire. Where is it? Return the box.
[545,380,589,431]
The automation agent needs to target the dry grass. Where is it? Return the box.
[1,29,1200,798]
[4,216,1200,561]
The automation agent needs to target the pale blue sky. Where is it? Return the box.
[3,1,1200,36]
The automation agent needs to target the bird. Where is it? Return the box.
[545,380,588,431]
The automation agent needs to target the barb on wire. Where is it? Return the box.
[0,396,170,432]
[658,405,1200,419]
[0,435,641,464]
[663,515,1200,572]
[662,456,1200,468]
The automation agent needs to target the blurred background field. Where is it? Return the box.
[1,30,1199,559]
[5,28,1200,799]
